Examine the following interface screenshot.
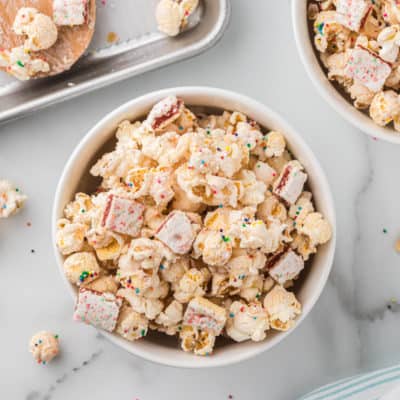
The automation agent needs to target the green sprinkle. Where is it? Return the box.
[140,329,146,337]
[246,143,251,148]
[229,312,234,318]
[222,235,230,242]
[16,60,24,67]
[54,334,59,339]
[383,228,388,234]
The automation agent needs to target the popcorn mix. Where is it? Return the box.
[310,0,400,131]
[29,331,60,365]
[56,96,332,356]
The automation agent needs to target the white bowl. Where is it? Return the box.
[52,87,336,368]
[292,0,400,144]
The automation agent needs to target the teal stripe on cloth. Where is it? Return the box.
[300,365,400,400]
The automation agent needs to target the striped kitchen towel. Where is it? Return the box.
[300,364,400,400]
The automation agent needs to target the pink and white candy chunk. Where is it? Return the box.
[102,195,145,237]
[145,96,184,131]
[53,0,88,26]
[155,211,195,254]
[268,249,304,285]
[183,297,227,336]
[273,162,307,205]
[73,288,122,332]
[344,47,392,92]
[336,0,371,32]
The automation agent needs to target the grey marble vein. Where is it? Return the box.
[24,350,103,400]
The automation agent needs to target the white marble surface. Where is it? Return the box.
[2,1,400,399]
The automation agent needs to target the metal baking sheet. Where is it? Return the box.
[0,0,230,123]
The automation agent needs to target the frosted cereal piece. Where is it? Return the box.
[369,90,400,126]
[263,285,301,331]
[268,249,304,286]
[84,276,119,294]
[63,252,100,286]
[298,212,332,246]
[183,297,227,336]
[56,219,87,255]
[29,331,60,365]
[73,288,122,332]
[226,301,269,342]
[180,326,216,356]
[13,8,58,51]
[144,96,184,131]
[101,195,144,237]
[336,0,371,32]
[115,306,148,341]
[273,161,307,205]
[53,0,88,26]
[344,47,392,93]
[155,211,196,254]
[0,180,27,218]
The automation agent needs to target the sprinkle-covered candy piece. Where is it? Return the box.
[183,297,227,336]
[155,210,196,254]
[336,0,371,32]
[101,195,144,237]
[53,0,88,26]
[273,161,307,205]
[268,249,304,285]
[344,46,392,92]
[73,288,122,332]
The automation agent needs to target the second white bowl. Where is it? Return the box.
[52,87,336,368]
[292,0,400,144]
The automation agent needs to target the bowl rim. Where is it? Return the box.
[291,0,400,145]
[52,86,337,368]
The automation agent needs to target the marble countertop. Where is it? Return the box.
[2,1,400,399]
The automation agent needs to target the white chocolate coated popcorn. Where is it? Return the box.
[156,0,199,37]
[226,301,269,342]
[57,96,331,356]
[13,8,58,51]
[29,331,59,364]
[264,285,301,331]
[0,180,27,218]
